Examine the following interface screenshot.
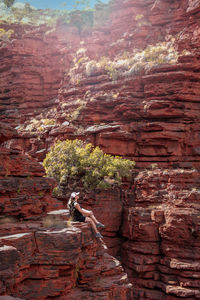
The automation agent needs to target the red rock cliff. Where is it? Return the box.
[1,0,200,299]
[0,124,132,299]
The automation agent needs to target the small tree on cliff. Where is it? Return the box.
[3,0,15,8]
[43,139,135,195]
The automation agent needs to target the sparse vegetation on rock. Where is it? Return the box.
[82,37,191,80]
[0,27,14,43]
[3,0,15,8]
[22,118,56,132]
[0,0,108,27]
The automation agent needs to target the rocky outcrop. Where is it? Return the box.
[75,189,124,258]
[0,221,132,300]
[1,0,200,299]
[0,124,132,299]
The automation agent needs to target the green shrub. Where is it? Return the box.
[43,139,135,191]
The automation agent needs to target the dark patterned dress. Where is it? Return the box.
[69,201,86,222]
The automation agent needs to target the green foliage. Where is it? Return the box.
[85,56,118,80]
[0,5,77,27]
[63,101,86,121]
[1,0,109,28]
[3,0,15,8]
[43,118,56,126]
[83,38,191,80]
[43,139,135,191]
[24,118,56,132]
[98,56,118,80]
[38,191,44,197]
[105,63,118,80]
[0,28,14,43]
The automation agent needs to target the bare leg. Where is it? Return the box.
[82,209,99,224]
[85,217,98,234]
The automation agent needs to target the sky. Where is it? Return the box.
[15,0,110,10]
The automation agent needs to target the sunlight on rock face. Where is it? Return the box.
[1,0,200,299]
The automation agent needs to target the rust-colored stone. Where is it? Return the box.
[1,0,200,298]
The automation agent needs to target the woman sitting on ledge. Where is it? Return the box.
[68,192,104,239]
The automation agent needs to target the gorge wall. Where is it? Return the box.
[0,124,132,300]
[1,0,200,299]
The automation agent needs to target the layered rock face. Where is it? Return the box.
[0,123,62,221]
[2,0,199,169]
[0,22,80,126]
[1,0,200,299]
[0,124,132,299]
[121,168,200,299]
[0,222,132,300]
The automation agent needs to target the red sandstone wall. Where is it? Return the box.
[1,0,200,299]
[121,168,200,299]
[0,124,132,299]
[0,23,80,126]
[2,0,199,169]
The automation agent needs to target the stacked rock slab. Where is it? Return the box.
[0,123,132,299]
[121,168,200,299]
[0,123,62,220]
[0,224,132,299]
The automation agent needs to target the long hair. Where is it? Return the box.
[68,196,75,217]
[67,196,72,209]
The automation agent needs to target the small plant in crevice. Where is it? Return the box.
[151,163,158,170]
[17,186,21,194]
[22,118,56,133]
[74,262,80,286]
[64,103,86,122]
[38,191,44,197]
[135,14,144,21]
[0,28,14,44]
